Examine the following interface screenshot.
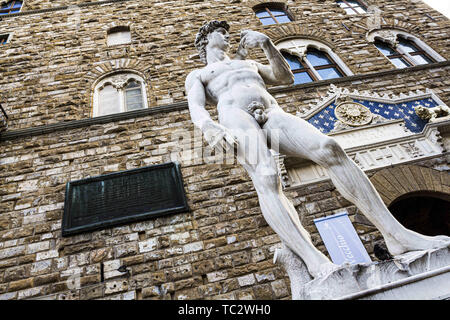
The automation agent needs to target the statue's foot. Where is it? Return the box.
[385,230,450,256]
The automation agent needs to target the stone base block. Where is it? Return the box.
[276,244,450,300]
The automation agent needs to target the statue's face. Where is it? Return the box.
[207,27,230,51]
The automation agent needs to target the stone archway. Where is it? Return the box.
[370,165,450,236]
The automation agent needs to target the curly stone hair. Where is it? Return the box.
[195,20,230,64]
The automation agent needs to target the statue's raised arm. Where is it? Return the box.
[238,30,294,86]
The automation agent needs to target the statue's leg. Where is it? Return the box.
[265,109,450,256]
[218,106,336,278]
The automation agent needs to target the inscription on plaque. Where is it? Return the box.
[62,162,189,236]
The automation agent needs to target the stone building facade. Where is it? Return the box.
[0,0,449,300]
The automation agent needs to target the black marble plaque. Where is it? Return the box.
[62,162,189,236]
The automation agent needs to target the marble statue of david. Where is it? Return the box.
[185,21,449,278]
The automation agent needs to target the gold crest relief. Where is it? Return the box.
[334,102,373,127]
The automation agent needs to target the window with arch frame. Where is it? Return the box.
[277,39,352,85]
[0,0,22,15]
[93,73,148,117]
[107,26,132,46]
[374,37,436,69]
[254,4,293,25]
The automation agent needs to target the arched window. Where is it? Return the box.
[336,0,367,15]
[369,30,445,69]
[93,73,148,117]
[277,39,352,84]
[254,4,293,25]
[375,38,435,68]
[0,0,22,15]
[107,26,131,46]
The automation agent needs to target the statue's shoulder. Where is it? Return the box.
[185,68,204,90]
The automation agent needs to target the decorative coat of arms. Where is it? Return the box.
[334,102,373,127]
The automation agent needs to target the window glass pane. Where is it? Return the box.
[355,6,366,13]
[126,80,140,89]
[13,1,23,8]
[126,88,144,111]
[282,53,303,70]
[294,72,313,84]
[390,57,411,69]
[307,49,332,67]
[375,41,397,56]
[275,15,292,23]
[344,7,356,14]
[411,54,432,65]
[255,10,270,18]
[317,67,343,80]
[259,17,276,25]
[107,30,131,46]
[98,85,121,116]
[398,39,419,53]
[270,9,287,16]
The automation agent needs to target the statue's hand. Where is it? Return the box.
[239,30,270,50]
[202,122,239,154]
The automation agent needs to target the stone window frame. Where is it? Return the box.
[92,72,149,117]
[253,2,295,25]
[106,25,132,47]
[0,33,11,45]
[276,38,354,83]
[336,0,368,15]
[368,29,446,69]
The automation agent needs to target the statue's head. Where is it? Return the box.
[195,20,230,64]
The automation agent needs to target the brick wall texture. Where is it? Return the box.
[0,0,449,300]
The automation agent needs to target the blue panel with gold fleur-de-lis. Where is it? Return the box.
[308,97,439,134]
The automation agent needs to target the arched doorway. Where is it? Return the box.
[388,191,450,236]
[370,164,450,237]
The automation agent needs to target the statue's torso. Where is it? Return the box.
[198,59,278,112]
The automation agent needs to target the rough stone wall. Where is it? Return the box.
[1,0,449,129]
[0,0,449,300]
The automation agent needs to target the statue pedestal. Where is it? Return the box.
[275,244,450,300]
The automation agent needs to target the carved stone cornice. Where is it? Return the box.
[296,84,447,121]
[98,73,136,90]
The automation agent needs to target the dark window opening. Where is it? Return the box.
[389,193,450,237]
[0,34,8,45]
[107,25,130,35]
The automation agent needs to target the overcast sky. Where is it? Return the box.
[422,0,450,18]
